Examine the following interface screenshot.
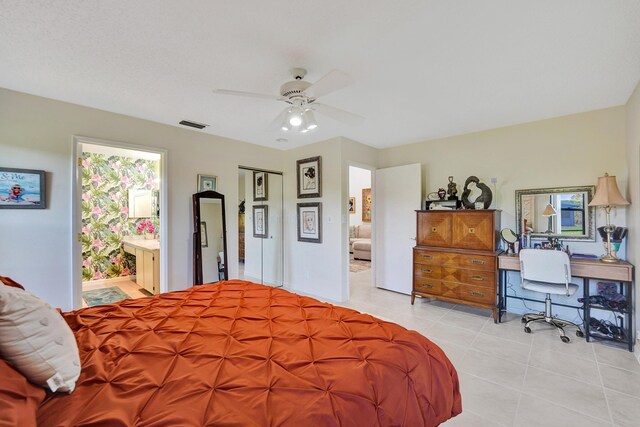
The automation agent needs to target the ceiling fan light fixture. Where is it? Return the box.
[288,113,302,127]
[303,110,317,130]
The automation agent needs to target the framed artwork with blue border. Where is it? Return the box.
[0,167,46,209]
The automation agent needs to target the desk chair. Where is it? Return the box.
[519,249,585,343]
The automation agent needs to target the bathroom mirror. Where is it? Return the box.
[515,185,595,241]
[128,188,152,218]
[193,190,228,285]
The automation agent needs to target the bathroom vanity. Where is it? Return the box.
[122,237,160,294]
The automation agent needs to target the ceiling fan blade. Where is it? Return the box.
[268,106,292,131]
[304,69,354,99]
[312,102,364,125]
[213,89,283,101]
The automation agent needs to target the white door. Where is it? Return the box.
[374,163,422,294]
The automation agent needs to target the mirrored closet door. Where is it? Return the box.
[238,167,283,287]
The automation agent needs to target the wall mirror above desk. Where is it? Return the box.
[515,185,595,241]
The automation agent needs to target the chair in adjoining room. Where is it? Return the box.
[519,249,585,343]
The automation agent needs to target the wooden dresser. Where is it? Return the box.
[412,210,501,321]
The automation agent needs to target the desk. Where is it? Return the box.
[498,254,635,351]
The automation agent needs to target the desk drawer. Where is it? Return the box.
[414,278,442,294]
[452,283,495,305]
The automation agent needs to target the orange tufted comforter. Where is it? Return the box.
[37,281,461,426]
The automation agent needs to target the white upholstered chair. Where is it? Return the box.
[519,249,585,343]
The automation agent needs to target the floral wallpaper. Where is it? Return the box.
[81,152,159,281]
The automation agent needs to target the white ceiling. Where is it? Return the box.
[1,1,639,150]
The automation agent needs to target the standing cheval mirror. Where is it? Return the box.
[193,191,228,285]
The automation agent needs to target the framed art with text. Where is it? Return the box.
[0,167,46,209]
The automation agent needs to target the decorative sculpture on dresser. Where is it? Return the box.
[461,176,492,209]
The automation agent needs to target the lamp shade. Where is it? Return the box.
[588,173,629,207]
[542,203,557,216]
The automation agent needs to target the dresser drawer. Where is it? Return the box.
[453,283,495,305]
[414,264,441,279]
[414,249,445,265]
[414,278,442,294]
[441,268,496,288]
[447,253,495,271]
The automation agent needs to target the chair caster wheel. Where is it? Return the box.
[561,336,570,343]
[524,326,531,333]
[521,318,527,324]
[576,330,585,338]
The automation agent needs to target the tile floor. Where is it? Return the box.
[341,269,640,427]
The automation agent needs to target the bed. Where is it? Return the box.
[9,280,461,426]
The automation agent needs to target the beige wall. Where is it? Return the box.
[0,88,284,310]
[1,86,634,316]
[625,79,640,330]
[380,107,628,256]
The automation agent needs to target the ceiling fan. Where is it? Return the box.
[213,68,364,132]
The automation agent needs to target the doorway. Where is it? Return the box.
[237,167,284,287]
[348,165,374,294]
[72,137,167,308]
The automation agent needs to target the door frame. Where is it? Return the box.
[71,136,168,309]
[346,162,377,299]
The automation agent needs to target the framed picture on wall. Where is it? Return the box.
[253,171,268,201]
[200,221,208,247]
[253,205,268,238]
[362,188,372,222]
[296,156,321,198]
[0,167,46,209]
[348,197,356,214]
[197,174,217,192]
[297,202,322,243]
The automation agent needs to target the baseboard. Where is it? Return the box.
[83,275,135,287]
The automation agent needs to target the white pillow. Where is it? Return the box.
[0,285,80,393]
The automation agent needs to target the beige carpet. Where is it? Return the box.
[349,254,371,273]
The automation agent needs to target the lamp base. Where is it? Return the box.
[600,253,620,263]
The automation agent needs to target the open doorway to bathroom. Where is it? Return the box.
[349,165,373,293]
[74,139,165,308]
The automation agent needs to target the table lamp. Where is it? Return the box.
[588,173,630,262]
[542,203,557,233]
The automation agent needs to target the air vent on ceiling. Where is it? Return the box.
[179,120,209,130]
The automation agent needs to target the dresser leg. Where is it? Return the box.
[411,293,415,305]
[492,308,498,324]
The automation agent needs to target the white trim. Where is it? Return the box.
[82,276,136,286]
[71,135,168,309]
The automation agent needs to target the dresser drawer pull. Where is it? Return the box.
[470,259,485,265]
[421,268,433,274]
[468,227,475,234]
[420,254,433,260]
[431,227,438,232]
[422,284,434,289]
[471,275,484,281]
[470,291,485,297]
